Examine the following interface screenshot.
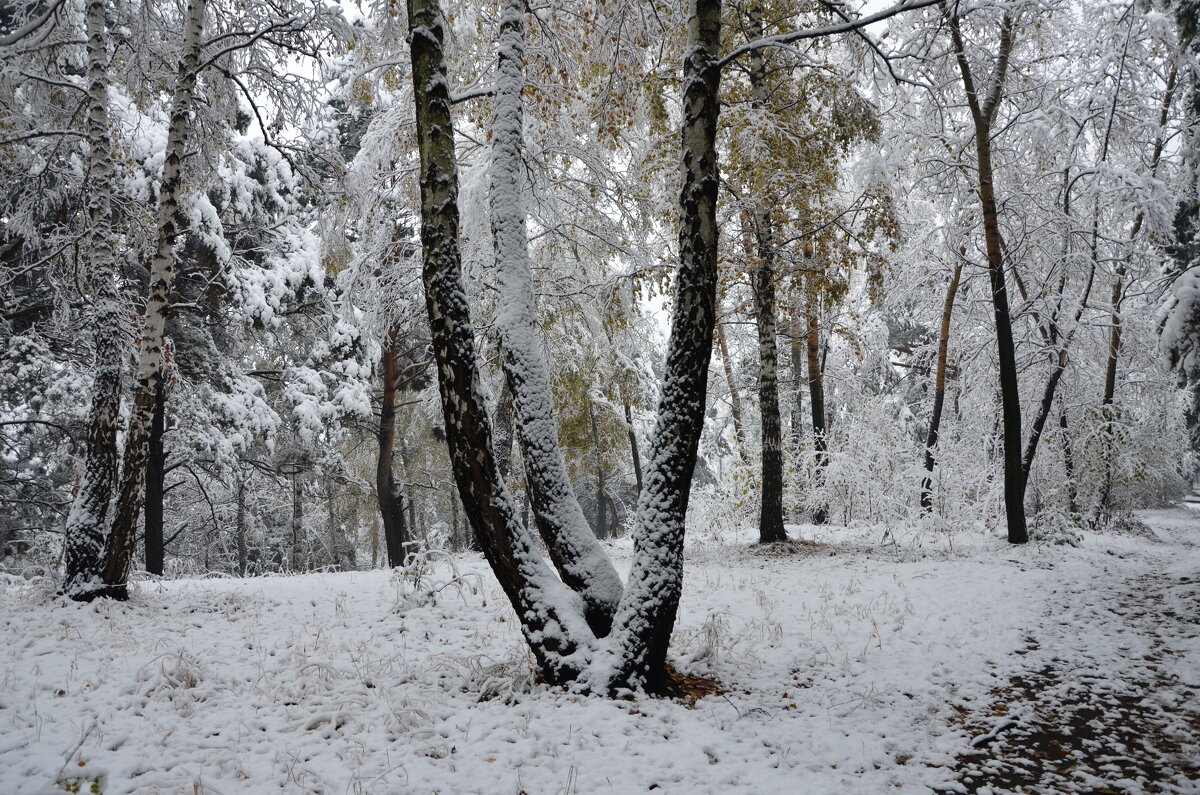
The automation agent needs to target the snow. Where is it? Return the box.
[2,510,1197,793]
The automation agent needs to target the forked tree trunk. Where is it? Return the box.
[488,0,623,635]
[143,379,167,575]
[103,0,208,596]
[804,274,829,525]
[410,0,722,693]
[377,330,408,567]
[920,260,963,511]
[62,0,125,599]
[944,6,1027,543]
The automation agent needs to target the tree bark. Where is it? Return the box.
[944,6,1027,543]
[377,329,408,567]
[409,0,595,684]
[236,477,247,577]
[291,467,303,572]
[920,260,963,511]
[716,322,748,462]
[604,0,722,692]
[488,0,623,635]
[590,402,607,539]
[804,274,829,525]
[623,398,643,495]
[103,0,207,595]
[143,379,167,575]
[61,0,125,599]
[747,3,786,544]
[789,306,804,453]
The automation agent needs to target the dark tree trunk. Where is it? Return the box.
[746,4,785,544]
[143,379,167,575]
[921,261,963,511]
[623,399,643,495]
[789,306,805,453]
[590,402,608,539]
[944,6,1026,543]
[290,467,304,572]
[377,331,408,567]
[805,278,829,525]
[236,477,247,577]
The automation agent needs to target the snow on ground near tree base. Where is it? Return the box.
[2,511,1197,794]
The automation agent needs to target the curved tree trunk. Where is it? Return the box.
[920,260,963,511]
[409,0,595,684]
[488,0,623,635]
[103,0,207,596]
[62,0,125,599]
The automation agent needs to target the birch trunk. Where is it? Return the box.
[601,0,722,692]
[62,0,125,599]
[102,0,207,595]
[408,0,595,684]
[488,0,623,636]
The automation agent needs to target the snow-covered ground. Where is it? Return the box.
[2,510,1197,794]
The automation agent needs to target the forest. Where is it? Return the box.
[1,0,1199,791]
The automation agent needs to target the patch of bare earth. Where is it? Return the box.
[938,562,1200,794]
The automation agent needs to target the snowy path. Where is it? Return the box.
[942,510,1200,794]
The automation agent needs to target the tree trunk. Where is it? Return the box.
[747,4,786,544]
[804,276,829,525]
[61,0,125,599]
[488,0,623,636]
[143,379,167,575]
[290,467,303,572]
[590,402,608,539]
[716,322,748,462]
[103,0,207,596]
[236,477,247,577]
[1059,409,1077,515]
[604,0,722,692]
[789,306,804,453]
[920,261,963,512]
[623,398,643,494]
[944,6,1027,543]
[409,0,595,684]
[377,330,408,567]
[493,375,515,481]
